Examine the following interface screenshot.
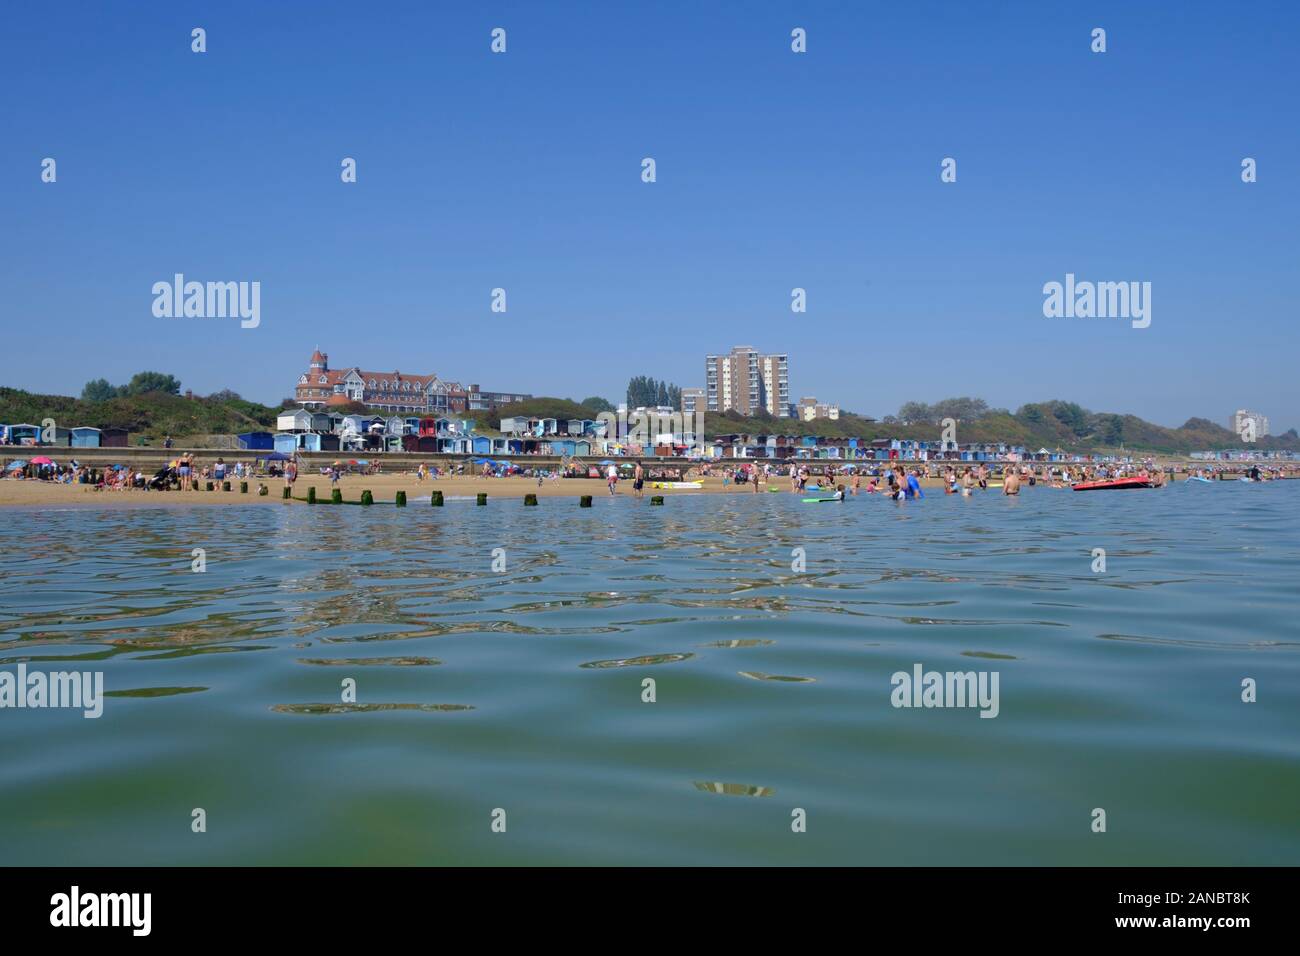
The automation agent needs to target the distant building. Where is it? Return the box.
[705,346,789,417]
[294,350,529,414]
[680,387,706,415]
[1230,409,1269,439]
[797,396,840,421]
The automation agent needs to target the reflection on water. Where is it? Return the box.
[2,483,1299,865]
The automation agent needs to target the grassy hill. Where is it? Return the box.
[0,387,282,442]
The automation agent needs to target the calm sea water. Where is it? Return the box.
[2,482,1298,866]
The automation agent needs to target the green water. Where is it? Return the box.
[2,482,1298,865]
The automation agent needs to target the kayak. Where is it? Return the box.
[1186,476,1214,483]
[1071,478,1153,491]
[650,481,702,489]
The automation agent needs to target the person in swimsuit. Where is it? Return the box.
[633,461,644,498]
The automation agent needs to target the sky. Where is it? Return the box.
[2,0,1296,430]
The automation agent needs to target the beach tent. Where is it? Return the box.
[257,452,291,462]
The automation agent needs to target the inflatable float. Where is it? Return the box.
[650,481,703,489]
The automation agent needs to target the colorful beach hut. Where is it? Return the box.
[273,433,299,455]
[71,427,102,448]
[101,427,129,448]
[237,432,274,451]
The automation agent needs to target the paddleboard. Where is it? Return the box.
[1186,476,1214,483]
[1072,478,1153,491]
[802,496,841,503]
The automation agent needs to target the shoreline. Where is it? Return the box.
[1,471,1288,509]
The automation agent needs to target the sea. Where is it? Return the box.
[2,480,1297,865]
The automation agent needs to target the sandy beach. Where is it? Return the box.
[0,474,842,508]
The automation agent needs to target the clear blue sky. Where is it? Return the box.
[3,1,1296,430]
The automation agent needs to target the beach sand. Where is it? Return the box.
[0,474,872,508]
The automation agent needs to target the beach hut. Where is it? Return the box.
[237,431,274,451]
[573,439,592,457]
[101,427,129,448]
[418,418,439,438]
[416,437,438,453]
[71,427,102,448]
[5,424,41,446]
[384,416,407,436]
[471,436,492,455]
[566,419,584,436]
[297,433,322,453]
[402,435,420,453]
[491,438,510,455]
[277,410,312,432]
[273,432,299,455]
[552,439,575,457]
[309,413,333,433]
[319,434,340,452]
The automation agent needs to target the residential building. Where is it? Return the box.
[680,387,705,415]
[797,396,840,421]
[1230,409,1270,439]
[705,346,789,417]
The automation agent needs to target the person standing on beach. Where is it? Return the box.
[285,458,297,493]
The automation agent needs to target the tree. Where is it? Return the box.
[124,371,181,396]
[81,378,119,402]
[208,389,242,403]
[580,396,615,413]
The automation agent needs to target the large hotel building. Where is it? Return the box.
[294,350,529,414]
[705,346,790,417]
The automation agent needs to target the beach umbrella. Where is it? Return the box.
[112,464,126,471]
[30,456,53,465]
[5,460,25,470]
[599,459,615,465]
[355,460,369,465]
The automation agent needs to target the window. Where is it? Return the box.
[319,376,327,384]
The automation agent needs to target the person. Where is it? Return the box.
[906,469,925,499]
[1003,468,1020,495]
[163,435,173,450]
[178,454,191,490]
[285,457,298,493]
[633,461,644,498]
[214,457,227,486]
[606,463,618,496]
[852,471,861,495]
[834,483,846,501]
